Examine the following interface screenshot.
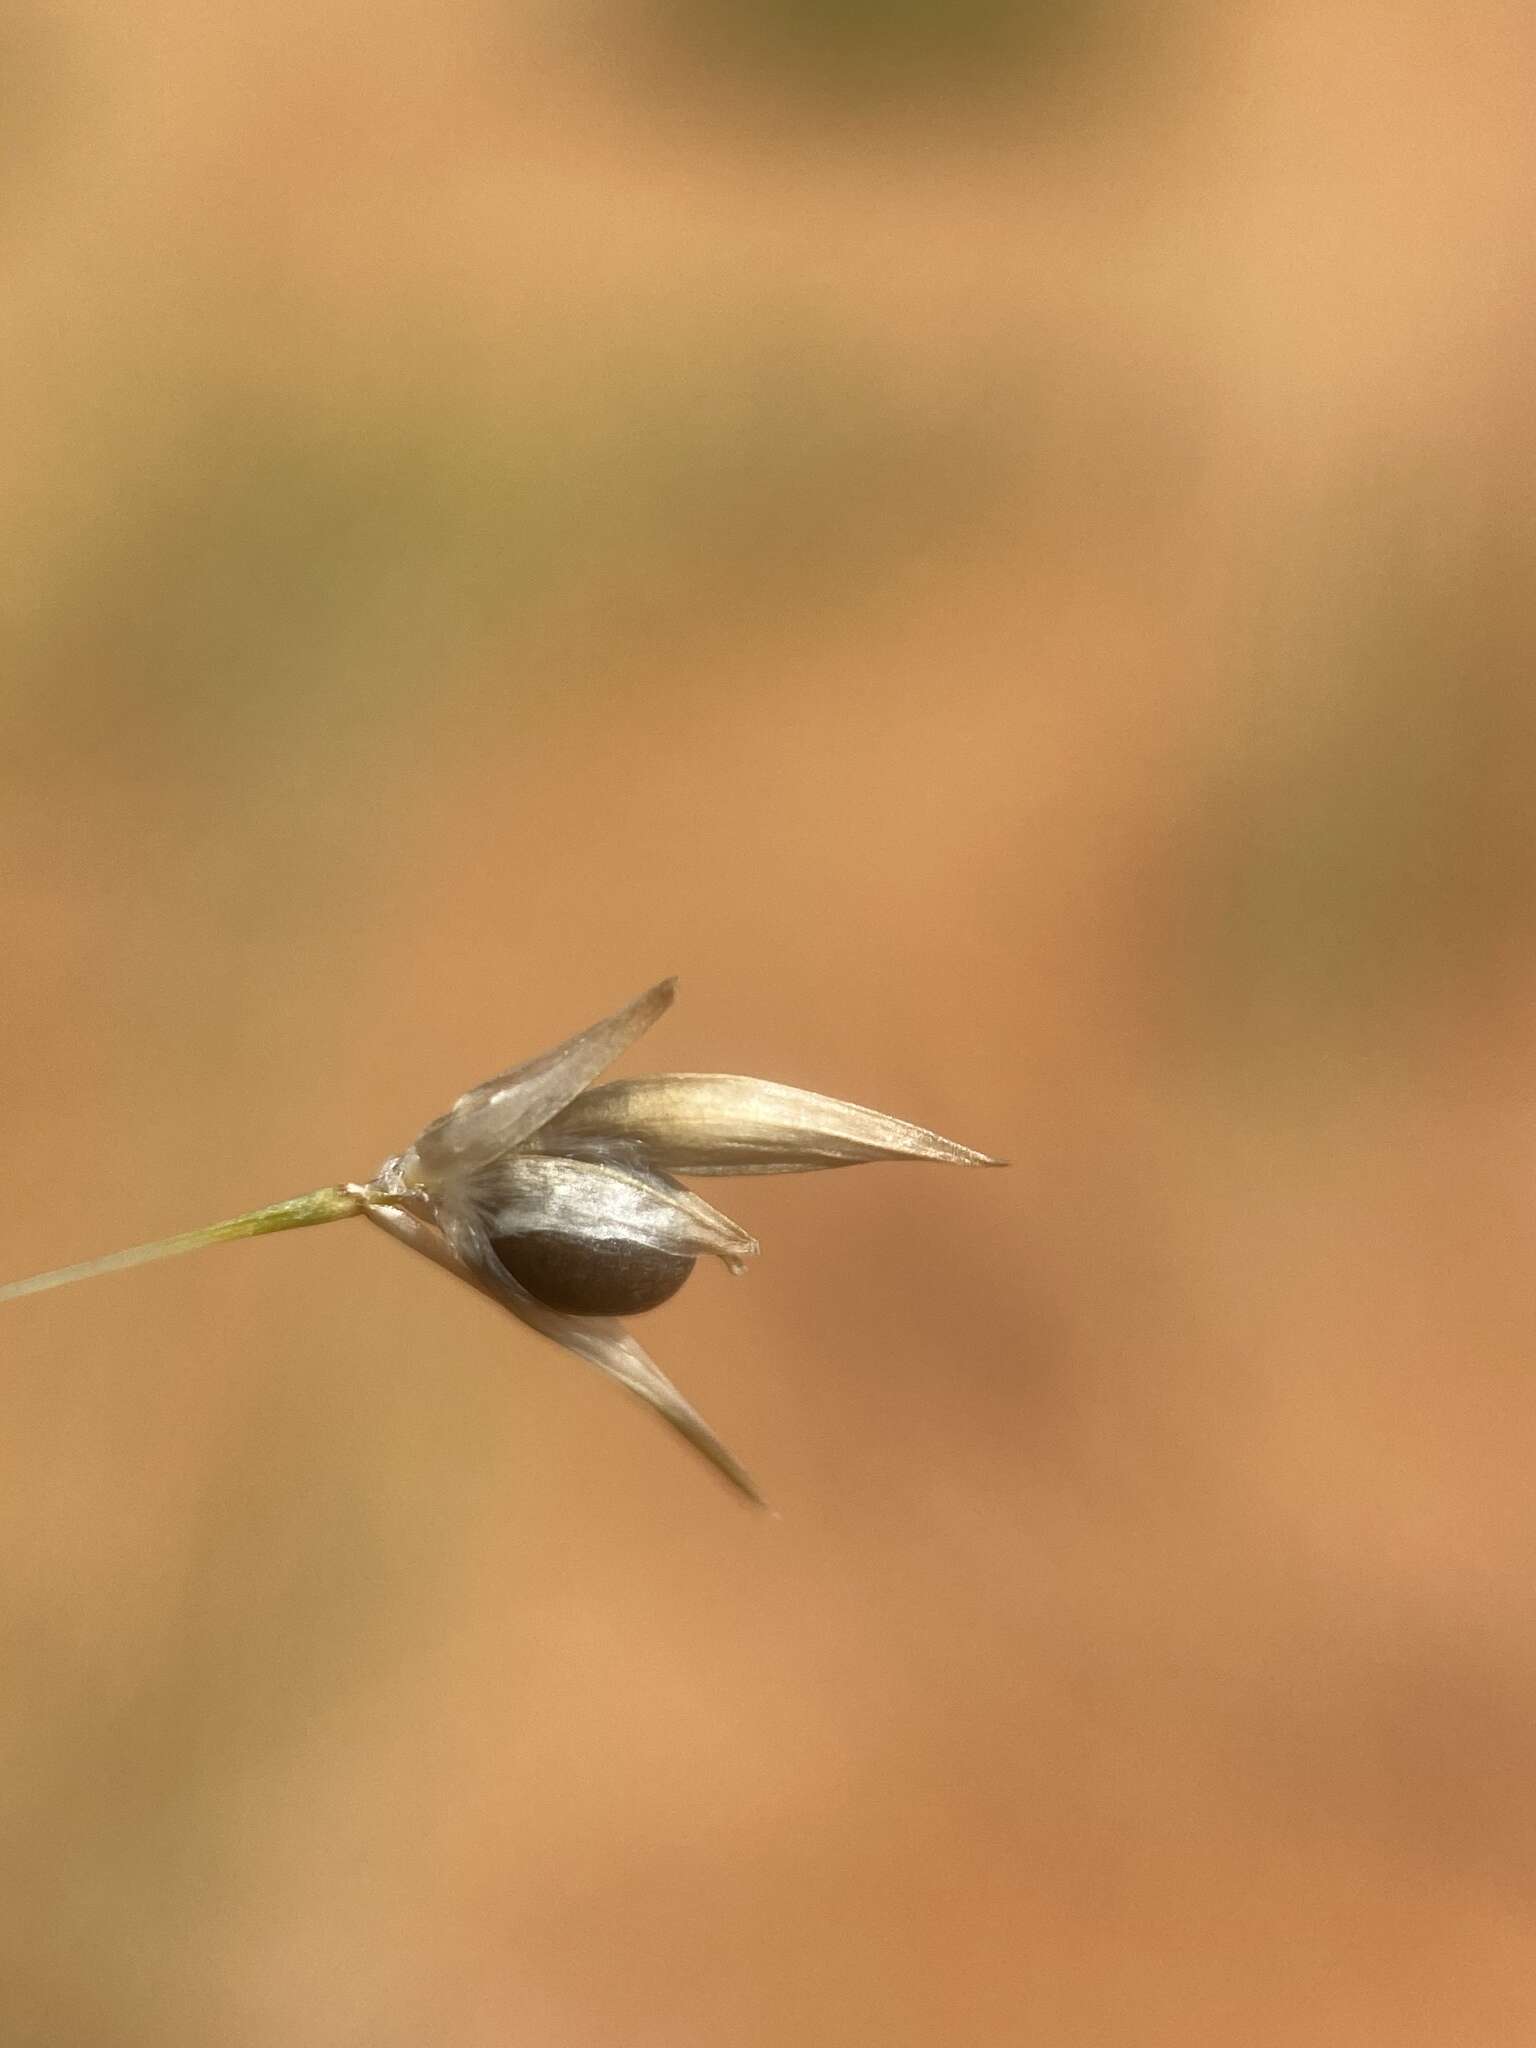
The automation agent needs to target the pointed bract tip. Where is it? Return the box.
[541,1074,1003,1177]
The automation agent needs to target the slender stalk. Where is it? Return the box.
[0,1184,366,1306]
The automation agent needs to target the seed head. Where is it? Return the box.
[362,979,1001,1505]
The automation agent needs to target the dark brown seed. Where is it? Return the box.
[490,1231,696,1317]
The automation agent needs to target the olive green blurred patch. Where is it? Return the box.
[1170,475,1536,1086]
[0,1331,512,2047]
[9,317,1017,754]
[646,0,1110,97]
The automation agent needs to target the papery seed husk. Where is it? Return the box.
[538,1074,1004,1175]
[476,1153,756,1272]
[409,979,677,1180]
[364,1198,763,1504]
[511,1291,766,1505]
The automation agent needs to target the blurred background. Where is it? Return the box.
[2,1,1535,2040]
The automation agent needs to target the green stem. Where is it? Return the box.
[0,1184,366,1306]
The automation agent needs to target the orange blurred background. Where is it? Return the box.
[3,2,1535,2041]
